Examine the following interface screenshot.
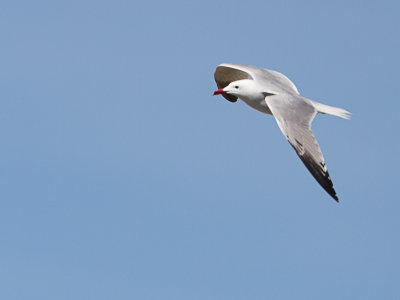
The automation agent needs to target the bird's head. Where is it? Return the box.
[213,79,250,97]
[213,79,268,101]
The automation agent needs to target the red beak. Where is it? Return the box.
[213,88,226,96]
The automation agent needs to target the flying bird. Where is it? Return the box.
[213,63,350,202]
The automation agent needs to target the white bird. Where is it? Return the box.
[213,63,350,202]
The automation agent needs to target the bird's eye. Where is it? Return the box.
[235,86,239,89]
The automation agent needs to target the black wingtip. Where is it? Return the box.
[292,145,340,203]
[325,171,339,203]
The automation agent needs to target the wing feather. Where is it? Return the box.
[215,63,299,95]
[264,94,339,202]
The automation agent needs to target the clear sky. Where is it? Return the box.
[1,0,399,299]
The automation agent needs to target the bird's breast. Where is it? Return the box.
[239,95,272,115]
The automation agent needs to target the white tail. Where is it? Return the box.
[312,101,351,120]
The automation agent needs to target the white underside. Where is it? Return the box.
[239,94,350,120]
[239,95,272,115]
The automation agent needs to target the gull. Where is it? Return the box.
[213,63,350,202]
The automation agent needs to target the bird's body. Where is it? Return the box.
[213,63,351,202]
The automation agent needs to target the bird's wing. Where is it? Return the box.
[264,94,339,201]
[215,63,299,95]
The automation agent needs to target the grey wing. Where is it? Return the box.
[264,94,339,202]
[216,63,300,95]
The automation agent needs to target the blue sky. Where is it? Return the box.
[1,0,399,299]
